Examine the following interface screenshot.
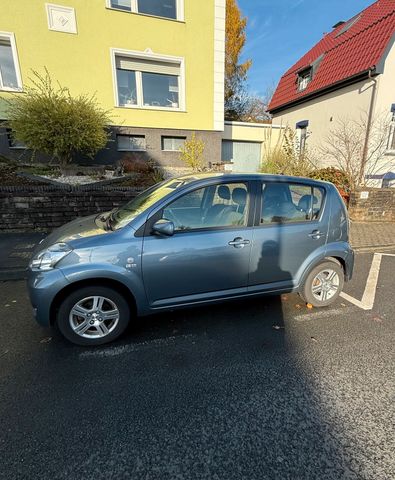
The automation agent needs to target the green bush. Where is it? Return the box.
[310,167,351,197]
[6,69,111,165]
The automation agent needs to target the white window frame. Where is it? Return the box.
[297,69,312,92]
[117,134,146,152]
[106,0,184,21]
[0,32,22,92]
[110,48,186,112]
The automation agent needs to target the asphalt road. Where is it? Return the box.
[0,251,394,480]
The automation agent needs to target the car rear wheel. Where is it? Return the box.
[301,260,344,307]
[57,286,130,346]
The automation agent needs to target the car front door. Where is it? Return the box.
[248,180,328,292]
[142,181,254,308]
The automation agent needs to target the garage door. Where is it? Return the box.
[222,140,262,172]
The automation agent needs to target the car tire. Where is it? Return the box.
[57,286,130,346]
[301,260,344,308]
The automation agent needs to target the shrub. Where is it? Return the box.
[118,155,165,183]
[179,133,205,172]
[6,69,111,165]
[261,127,316,177]
[119,155,152,174]
[310,167,351,199]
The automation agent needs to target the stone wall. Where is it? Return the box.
[0,186,141,232]
[348,188,395,222]
[2,185,394,232]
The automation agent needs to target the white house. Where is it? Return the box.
[268,0,395,187]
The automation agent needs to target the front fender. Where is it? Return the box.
[60,264,148,314]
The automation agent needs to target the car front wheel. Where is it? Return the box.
[301,260,344,307]
[57,286,130,346]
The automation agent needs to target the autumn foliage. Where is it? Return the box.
[225,0,252,119]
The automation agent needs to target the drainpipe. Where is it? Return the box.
[360,68,378,186]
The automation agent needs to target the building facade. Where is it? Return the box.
[222,121,283,173]
[0,0,225,168]
[268,0,395,187]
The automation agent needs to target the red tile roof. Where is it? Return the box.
[268,0,395,112]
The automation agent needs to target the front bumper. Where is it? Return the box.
[27,268,70,327]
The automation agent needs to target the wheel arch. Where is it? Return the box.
[299,255,346,290]
[50,278,137,325]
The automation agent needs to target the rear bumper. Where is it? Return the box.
[27,269,70,327]
[344,248,355,281]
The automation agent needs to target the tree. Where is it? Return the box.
[225,0,252,120]
[6,69,111,165]
[237,93,272,123]
[318,112,393,189]
[179,133,205,172]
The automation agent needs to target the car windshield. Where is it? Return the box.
[110,177,198,230]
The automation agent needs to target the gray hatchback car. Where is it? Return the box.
[28,173,354,346]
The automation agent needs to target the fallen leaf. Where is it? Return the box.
[341,303,347,307]
[295,304,302,309]
[40,337,52,344]
[281,295,288,301]
[306,303,313,309]
[310,337,318,343]
[373,316,382,323]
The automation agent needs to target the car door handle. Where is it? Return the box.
[228,237,250,248]
[308,230,324,240]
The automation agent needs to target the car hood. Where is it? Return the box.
[34,214,109,253]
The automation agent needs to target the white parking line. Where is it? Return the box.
[340,253,395,310]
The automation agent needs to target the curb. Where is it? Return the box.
[352,244,395,253]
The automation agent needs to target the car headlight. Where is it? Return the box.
[29,243,73,271]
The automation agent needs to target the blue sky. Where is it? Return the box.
[238,0,374,98]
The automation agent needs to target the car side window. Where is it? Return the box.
[162,182,249,231]
[261,182,324,224]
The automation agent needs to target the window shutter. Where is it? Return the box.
[116,56,180,76]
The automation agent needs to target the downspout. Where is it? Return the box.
[360,68,378,185]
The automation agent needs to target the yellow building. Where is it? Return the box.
[0,0,226,167]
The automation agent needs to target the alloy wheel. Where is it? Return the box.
[311,269,340,302]
[69,296,120,339]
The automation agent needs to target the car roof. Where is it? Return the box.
[173,172,333,188]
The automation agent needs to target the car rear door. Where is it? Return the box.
[248,180,329,292]
[142,180,255,308]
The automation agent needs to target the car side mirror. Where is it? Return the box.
[152,219,175,237]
